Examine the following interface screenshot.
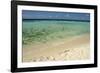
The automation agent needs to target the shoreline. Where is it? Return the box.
[22,34,90,62]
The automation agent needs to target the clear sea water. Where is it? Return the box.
[22,20,90,45]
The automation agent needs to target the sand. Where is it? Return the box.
[22,34,90,62]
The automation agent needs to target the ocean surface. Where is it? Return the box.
[22,20,90,45]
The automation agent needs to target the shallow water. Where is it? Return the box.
[22,20,90,45]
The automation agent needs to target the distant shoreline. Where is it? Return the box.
[22,19,90,22]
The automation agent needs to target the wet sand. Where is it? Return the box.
[22,34,90,62]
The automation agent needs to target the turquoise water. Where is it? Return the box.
[22,20,90,45]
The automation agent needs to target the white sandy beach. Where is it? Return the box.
[22,34,90,62]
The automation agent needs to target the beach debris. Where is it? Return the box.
[59,49,70,56]
[46,56,55,61]
[38,56,47,61]
[49,56,55,60]
[32,57,38,62]
[33,59,37,62]
[63,49,70,53]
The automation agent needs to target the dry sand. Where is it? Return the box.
[22,34,90,62]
